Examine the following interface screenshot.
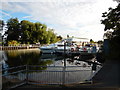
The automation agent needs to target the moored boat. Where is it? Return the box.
[39,39,76,54]
[39,37,100,54]
[40,43,57,54]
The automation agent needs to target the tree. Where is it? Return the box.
[0,20,4,31]
[90,39,94,43]
[101,3,120,59]
[5,18,20,44]
[57,35,62,41]
[8,40,20,46]
[20,20,31,43]
[0,20,4,45]
[49,29,57,43]
[101,3,120,38]
[38,24,48,44]
[4,18,59,45]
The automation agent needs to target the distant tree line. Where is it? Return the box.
[0,18,62,45]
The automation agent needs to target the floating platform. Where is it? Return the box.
[55,51,96,56]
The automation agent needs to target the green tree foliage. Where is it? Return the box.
[8,40,20,46]
[101,3,120,38]
[90,39,94,43]
[20,20,35,43]
[57,35,63,41]
[48,29,58,44]
[101,3,120,59]
[5,18,20,43]
[4,18,60,45]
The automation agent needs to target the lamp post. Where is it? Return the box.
[63,40,66,67]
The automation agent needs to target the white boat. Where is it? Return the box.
[40,37,91,54]
[40,40,76,54]
[40,43,57,54]
[55,45,74,54]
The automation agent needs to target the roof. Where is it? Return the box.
[65,37,89,42]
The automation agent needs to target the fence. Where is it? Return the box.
[2,65,102,89]
[2,65,26,89]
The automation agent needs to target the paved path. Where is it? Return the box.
[91,60,120,88]
[66,59,120,88]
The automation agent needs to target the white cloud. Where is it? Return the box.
[0,10,11,17]
[22,15,32,19]
[55,24,105,41]
[0,0,99,2]
[1,0,118,41]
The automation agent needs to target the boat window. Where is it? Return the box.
[57,45,64,47]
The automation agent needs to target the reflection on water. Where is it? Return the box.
[1,49,101,70]
[1,49,53,74]
[2,49,54,68]
[1,49,102,84]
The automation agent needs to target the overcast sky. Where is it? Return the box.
[0,0,118,41]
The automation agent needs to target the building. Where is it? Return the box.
[65,37,90,46]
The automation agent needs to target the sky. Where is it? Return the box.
[0,0,118,41]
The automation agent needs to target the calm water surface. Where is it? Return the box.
[2,48,94,68]
[1,49,102,84]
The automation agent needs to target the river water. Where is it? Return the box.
[1,48,102,84]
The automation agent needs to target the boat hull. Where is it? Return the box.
[40,48,55,54]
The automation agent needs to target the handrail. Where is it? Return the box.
[28,65,92,67]
[2,65,26,71]
[2,64,102,89]
[28,69,91,72]
[2,69,26,76]
[2,65,92,73]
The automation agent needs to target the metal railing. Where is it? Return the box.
[2,65,26,89]
[2,65,102,89]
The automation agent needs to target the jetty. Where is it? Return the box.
[0,44,40,50]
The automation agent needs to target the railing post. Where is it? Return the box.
[62,67,66,85]
[90,68,93,84]
[62,41,66,85]
[26,65,28,84]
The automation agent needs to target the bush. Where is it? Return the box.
[8,40,20,46]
